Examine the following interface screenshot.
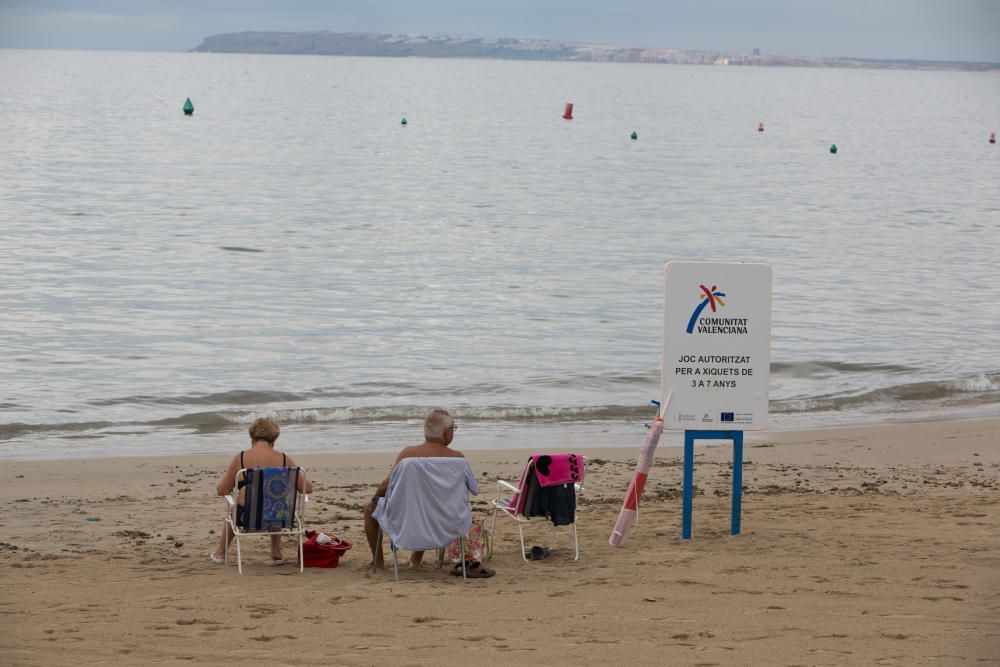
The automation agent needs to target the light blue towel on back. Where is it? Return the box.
[372,457,478,552]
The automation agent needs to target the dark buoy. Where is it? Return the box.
[757,121,764,132]
[829,144,838,154]
[183,98,194,116]
[991,132,996,144]
[401,116,407,126]
[630,131,638,141]
[562,102,573,120]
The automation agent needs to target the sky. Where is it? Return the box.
[0,0,998,63]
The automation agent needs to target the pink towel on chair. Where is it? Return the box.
[507,454,585,515]
[531,453,584,487]
[508,460,531,515]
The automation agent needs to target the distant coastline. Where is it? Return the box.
[191,31,1000,71]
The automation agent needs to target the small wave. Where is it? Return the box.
[0,420,115,440]
[6,373,996,441]
[525,370,659,387]
[88,389,309,408]
[770,360,915,379]
[0,404,656,440]
[220,246,263,253]
[773,372,1000,414]
[947,375,1000,393]
[228,404,652,426]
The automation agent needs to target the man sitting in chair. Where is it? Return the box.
[364,409,465,570]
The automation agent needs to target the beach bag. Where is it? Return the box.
[443,515,492,564]
[302,531,352,568]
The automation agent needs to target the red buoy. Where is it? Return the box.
[562,102,573,120]
[757,122,764,132]
[991,132,996,144]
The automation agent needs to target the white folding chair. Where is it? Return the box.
[223,466,308,574]
[490,454,586,562]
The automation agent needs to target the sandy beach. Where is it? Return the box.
[2,418,998,665]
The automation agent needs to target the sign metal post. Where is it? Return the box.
[682,429,743,539]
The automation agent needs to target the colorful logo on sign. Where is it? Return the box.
[686,284,726,334]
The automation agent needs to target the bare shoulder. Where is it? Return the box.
[395,445,420,461]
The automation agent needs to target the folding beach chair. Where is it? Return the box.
[371,457,478,581]
[223,466,308,574]
[489,453,586,562]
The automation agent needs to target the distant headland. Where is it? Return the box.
[191,31,999,71]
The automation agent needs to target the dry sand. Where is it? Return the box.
[2,418,998,665]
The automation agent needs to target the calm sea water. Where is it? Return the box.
[1,49,998,460]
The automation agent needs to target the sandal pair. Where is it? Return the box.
[450,561,495,578]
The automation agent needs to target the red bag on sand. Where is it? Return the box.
[302,531,352,568]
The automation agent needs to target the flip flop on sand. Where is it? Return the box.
[206,553,226,565]
[269,557,289,566]
[450,561,495,578]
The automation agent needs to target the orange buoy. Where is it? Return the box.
[562,102,573,120]
[991,132,996,144]
[757,122,764,132]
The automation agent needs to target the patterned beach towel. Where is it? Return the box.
[261,467,293,528]
[238,467,299,532]
[444,515,492,564]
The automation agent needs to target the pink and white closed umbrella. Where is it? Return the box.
[609,391,671,547]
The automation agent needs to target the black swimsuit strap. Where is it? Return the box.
[236,451,247,490]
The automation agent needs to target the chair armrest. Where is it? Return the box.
[224,495,236,506]
[497,480,519,493]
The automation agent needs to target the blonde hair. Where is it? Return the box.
[424,409,454,439]
[249,417,280,444]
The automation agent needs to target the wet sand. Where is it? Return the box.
[2,418,998,665]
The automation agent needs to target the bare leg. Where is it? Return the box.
[363,503,384,569]
[409,550,425,568]
[269,535,283,561]
[210,519,234,560]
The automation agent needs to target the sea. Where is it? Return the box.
[1,49,998,460]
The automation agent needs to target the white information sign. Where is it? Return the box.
[662,262,772,431]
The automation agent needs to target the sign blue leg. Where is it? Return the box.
[731,431,743,535]
[682,430,694,539]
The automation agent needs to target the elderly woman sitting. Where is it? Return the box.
[207,417,313,566]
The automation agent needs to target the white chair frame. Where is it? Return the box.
[489,458,586,563]
[223,467,309,574]
[373,529,467,581]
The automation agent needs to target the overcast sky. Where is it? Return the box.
[1,0,998,62]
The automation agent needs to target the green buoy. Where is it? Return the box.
[630,131,638,141]
[183,98,194,116]
[829,143,838,154]
[401,116,407,126]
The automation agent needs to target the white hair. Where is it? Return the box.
[424,409,454,439]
